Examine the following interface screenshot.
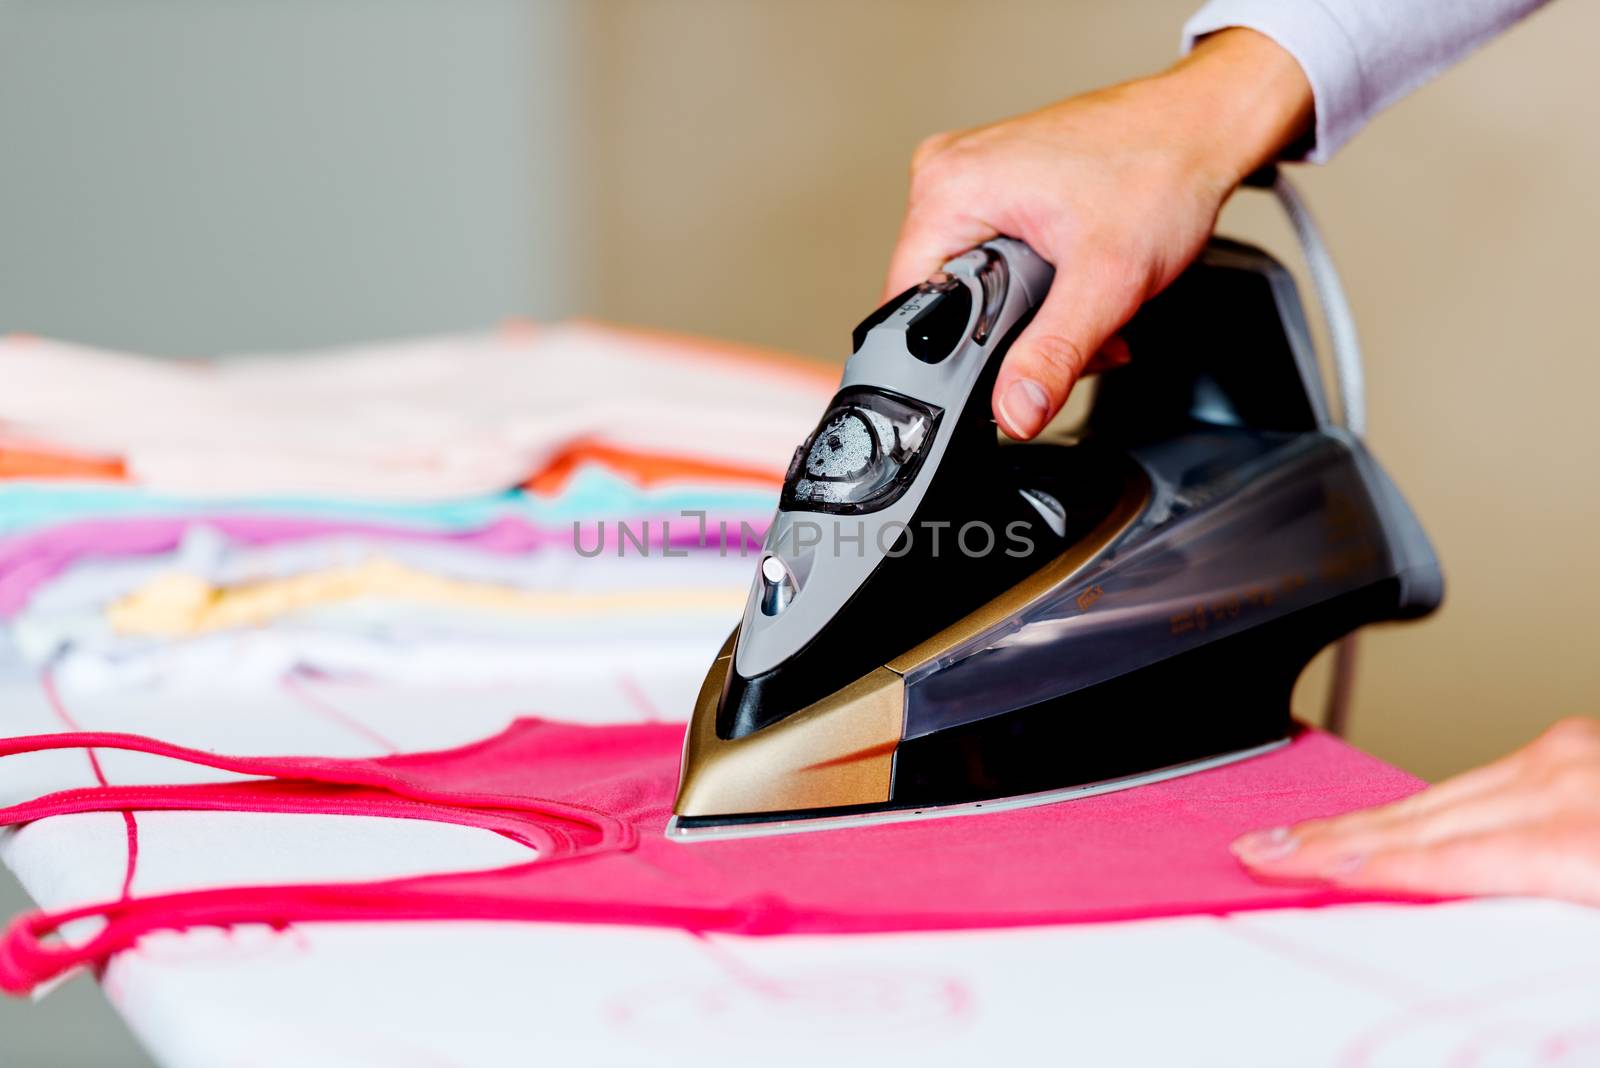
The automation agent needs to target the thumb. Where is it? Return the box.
[992,272,1138,440]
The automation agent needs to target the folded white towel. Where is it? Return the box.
[0,322,834,501]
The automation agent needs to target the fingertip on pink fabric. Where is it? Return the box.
[1231,825,1298,862]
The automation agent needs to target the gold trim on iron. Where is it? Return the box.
[671,458,1150,822]
[673,632,903,818]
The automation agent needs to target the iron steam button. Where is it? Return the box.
[904,281,973,364]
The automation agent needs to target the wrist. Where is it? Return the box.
[1157,27,1314,190]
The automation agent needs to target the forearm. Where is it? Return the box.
[882,29,1315,439]
[1184,0,1554,161]
[1157,28,1314,191]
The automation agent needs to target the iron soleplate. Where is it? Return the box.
[664,736,1288,843]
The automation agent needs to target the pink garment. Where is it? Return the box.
[0,719,1437,996]
[0,515,765,617]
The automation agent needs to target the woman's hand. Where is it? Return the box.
[1233,717,1600,906]
[884,28,1312,440]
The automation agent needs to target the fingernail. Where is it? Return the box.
[999,379,1050,438]
[1231,826,1298,862]
[1327,853,1365,879]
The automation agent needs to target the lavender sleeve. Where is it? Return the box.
[1182,0,1553,162]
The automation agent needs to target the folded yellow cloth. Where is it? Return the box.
[108,557,744,637]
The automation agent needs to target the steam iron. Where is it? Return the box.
[669,185,1443,841]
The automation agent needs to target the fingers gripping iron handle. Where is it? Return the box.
[839,238,1054,459]
[844,188,1345,456]
[776,237,1054,526]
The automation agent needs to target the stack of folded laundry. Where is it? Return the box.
[0,321,835,693]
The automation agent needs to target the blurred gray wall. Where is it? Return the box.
[0,0,576,355]
[0,3,576,1064]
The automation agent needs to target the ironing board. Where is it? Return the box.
[3,647,1599,1068]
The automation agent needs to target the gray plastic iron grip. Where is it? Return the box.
[839,237,1053,421]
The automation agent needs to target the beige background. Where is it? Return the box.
[573,0,1600,783]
